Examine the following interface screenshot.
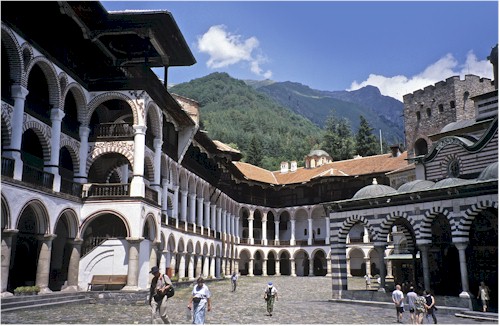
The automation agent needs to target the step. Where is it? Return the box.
[1,292,90,311]
[2,297,91,312]
[455,311,498,322]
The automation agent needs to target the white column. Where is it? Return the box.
[236,216,240,243]
[290,219,296,245]
[197,197,204,233]
[123,237,143,291]
[274,219,280,245]
[209,255,216,278]
[178,252,186,279]
[161,178,169,219]
[262,212,268,245]
[217,208,222,233]
[36,234,56,294]
[248,210,254,245]
[222,210,227,235]
[75,126,90,183]
[5,85,28,180]
[173,186,180,220]
[203,255,210,278]
[204,201,211,235]
[130,125,146,197]
[307,218,313,245]
[152,139,162,205]
[455,242,471,299]
[248,258,254,277]
[48,108,65,192]
[210,204,216,236]
[325,217,330,245]
[180,190,188,222]
[189,194,196,226]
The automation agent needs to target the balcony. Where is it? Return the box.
[60,178,83,197]
[90,123,134,141]
[1,157,14,178]
[22,164,54,189]
[85,183,129,197]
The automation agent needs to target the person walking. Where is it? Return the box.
[392,284,405,323]
[477,281,491,312]
[406,286,418,324]
[264,282,278,316]
[149,266,173,324]
[364,274,371,289]
[188,277,212,324]
[231,271,239,292]
[424,290,437,324]
[414,291,427,324]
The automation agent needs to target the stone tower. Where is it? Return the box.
[403,75,494,158]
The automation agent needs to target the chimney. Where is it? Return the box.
[290,161,297,172]
[390,144,401,157]
[280,161,289,173]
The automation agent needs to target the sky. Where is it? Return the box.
[101,1,498,101]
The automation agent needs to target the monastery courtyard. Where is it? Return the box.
[1,277,491,324]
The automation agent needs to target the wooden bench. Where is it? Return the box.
[87,275,127,291]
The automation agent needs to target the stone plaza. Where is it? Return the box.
[1,276,493,324]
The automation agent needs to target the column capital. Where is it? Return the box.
[50,107,65,121]
[133,124,147,134]
[417,243,431,252]
[68,238,84,245]
[126,237,144,244]
[38,234,57,241]
[11,84,29,98]
[1,229,19,236]
[453,242,469,250]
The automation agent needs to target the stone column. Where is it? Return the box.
[152,139,163,205]
[178,252,186,279]
[216,208,222,234]
[210,204,216,237]
[209,256,216,278]
[195,255,202,278]
[36,234,57,294]
[346,257,352,277]
[203,255,210,278]
[61,238,83,292]
[374,244,386,292]
[180,190,188,226]
[363,227,370,243]
[365,257,372,277]
[236,216,241,243]
[204,201,211,236]
[170,252,177,279]
[290,219,296,245]
[248,258,254,277]
[188,194,196,226]
[309,259,314,276]
[290,258,296,277]
[1,229,18,296]
[274,219,280,245]
[75,126,90,183]
[308,218,313,245]
[275,259,281,276]
[262,212,268,245]
[215,257,221,278]
[5,85,28,180]
[326,256,332,277]
[196,198,203,234]
[188,254,195,280]
[324,217,330,245]
[418,244,431,292]
[248,210,254,245]
[262,258,268,276]
[173,186,180,222]
[386,260,393,278]
[123,237,143,291]
[161,178,169,221]
[130,125,146,197]
[454,242,472,299]
[48,108,65,192]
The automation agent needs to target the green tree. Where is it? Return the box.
[356,115,380,156]
[247,135,264,166]
[323,110,355,160]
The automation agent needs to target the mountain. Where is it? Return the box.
[169,73,324,171]
[250,81,404,145]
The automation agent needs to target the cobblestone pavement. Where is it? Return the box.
[1,276,492,324]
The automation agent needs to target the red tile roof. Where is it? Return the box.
[233,152,410,185]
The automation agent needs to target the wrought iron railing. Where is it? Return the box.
[81,236,110,257]
[1,157,14,177]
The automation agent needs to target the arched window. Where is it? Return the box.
[414,138,428,156]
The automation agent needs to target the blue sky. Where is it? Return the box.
[102,1,498,101]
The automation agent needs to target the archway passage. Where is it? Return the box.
[81,214,127,257]
[313,251,327,276]
[467,208,498,312]
[279,252,291,276]
[9,207,40,291]
[49,215,72,291]
[267,252,276,275]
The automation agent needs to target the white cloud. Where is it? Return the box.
[348,51,493,101]
[197,25,272,78]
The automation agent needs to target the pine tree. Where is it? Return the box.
[356,115,380,156]
[322,111,355,160]
[247,135,263,166]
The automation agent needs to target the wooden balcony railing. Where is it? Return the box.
[90,123,134,140]
[22,164,54,189]
[60,178,83,197]
[145,186,158,203]
[86,183,129,197]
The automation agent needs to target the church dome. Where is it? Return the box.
[352,178,397,199]
[477,162,498,181]
[397,180,435,193]
[307,149,331,157]
[431,177,472,189]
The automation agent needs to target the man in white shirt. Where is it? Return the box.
[392,284,405,323]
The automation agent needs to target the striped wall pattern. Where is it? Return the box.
[329,195,497,298]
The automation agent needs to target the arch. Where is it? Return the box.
[1,24,24,86]
[59,142,80,177]
[145,101,162,139]
[25,56,61,108]
[62,82,87,127]
[80,210,131,239]
[337,215,375,245]
[414,137,429,156]
[86,92,139,126]
[16,199,50,235]
[86,145,134,176]
[1,193,11,230]
[22,121,52,162]
[1,106,13,149]
[419,207,451,243]
[142,213,157,242]
[54,208,79,239]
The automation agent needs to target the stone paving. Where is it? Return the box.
[1,276,493,324]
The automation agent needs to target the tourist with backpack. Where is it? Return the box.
[231,272,239,292]
[149,266,174,324]
[264,282,279,316]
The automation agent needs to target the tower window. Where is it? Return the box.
[438,104,444,113]
[450,101,456,108]
[416,111,421,121]
[426,108,431,117]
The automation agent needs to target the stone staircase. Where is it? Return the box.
[455,310,498,323]
[1,292,91,312]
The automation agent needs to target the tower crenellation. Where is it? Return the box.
[403,74,494,158]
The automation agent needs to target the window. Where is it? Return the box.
[416,111,421,121]
[317,228,321,235]
[426,108,431,117]
[304,229,307,236]
[448,159,460,178]
[438,104,444,113]
[450,100,456,109]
